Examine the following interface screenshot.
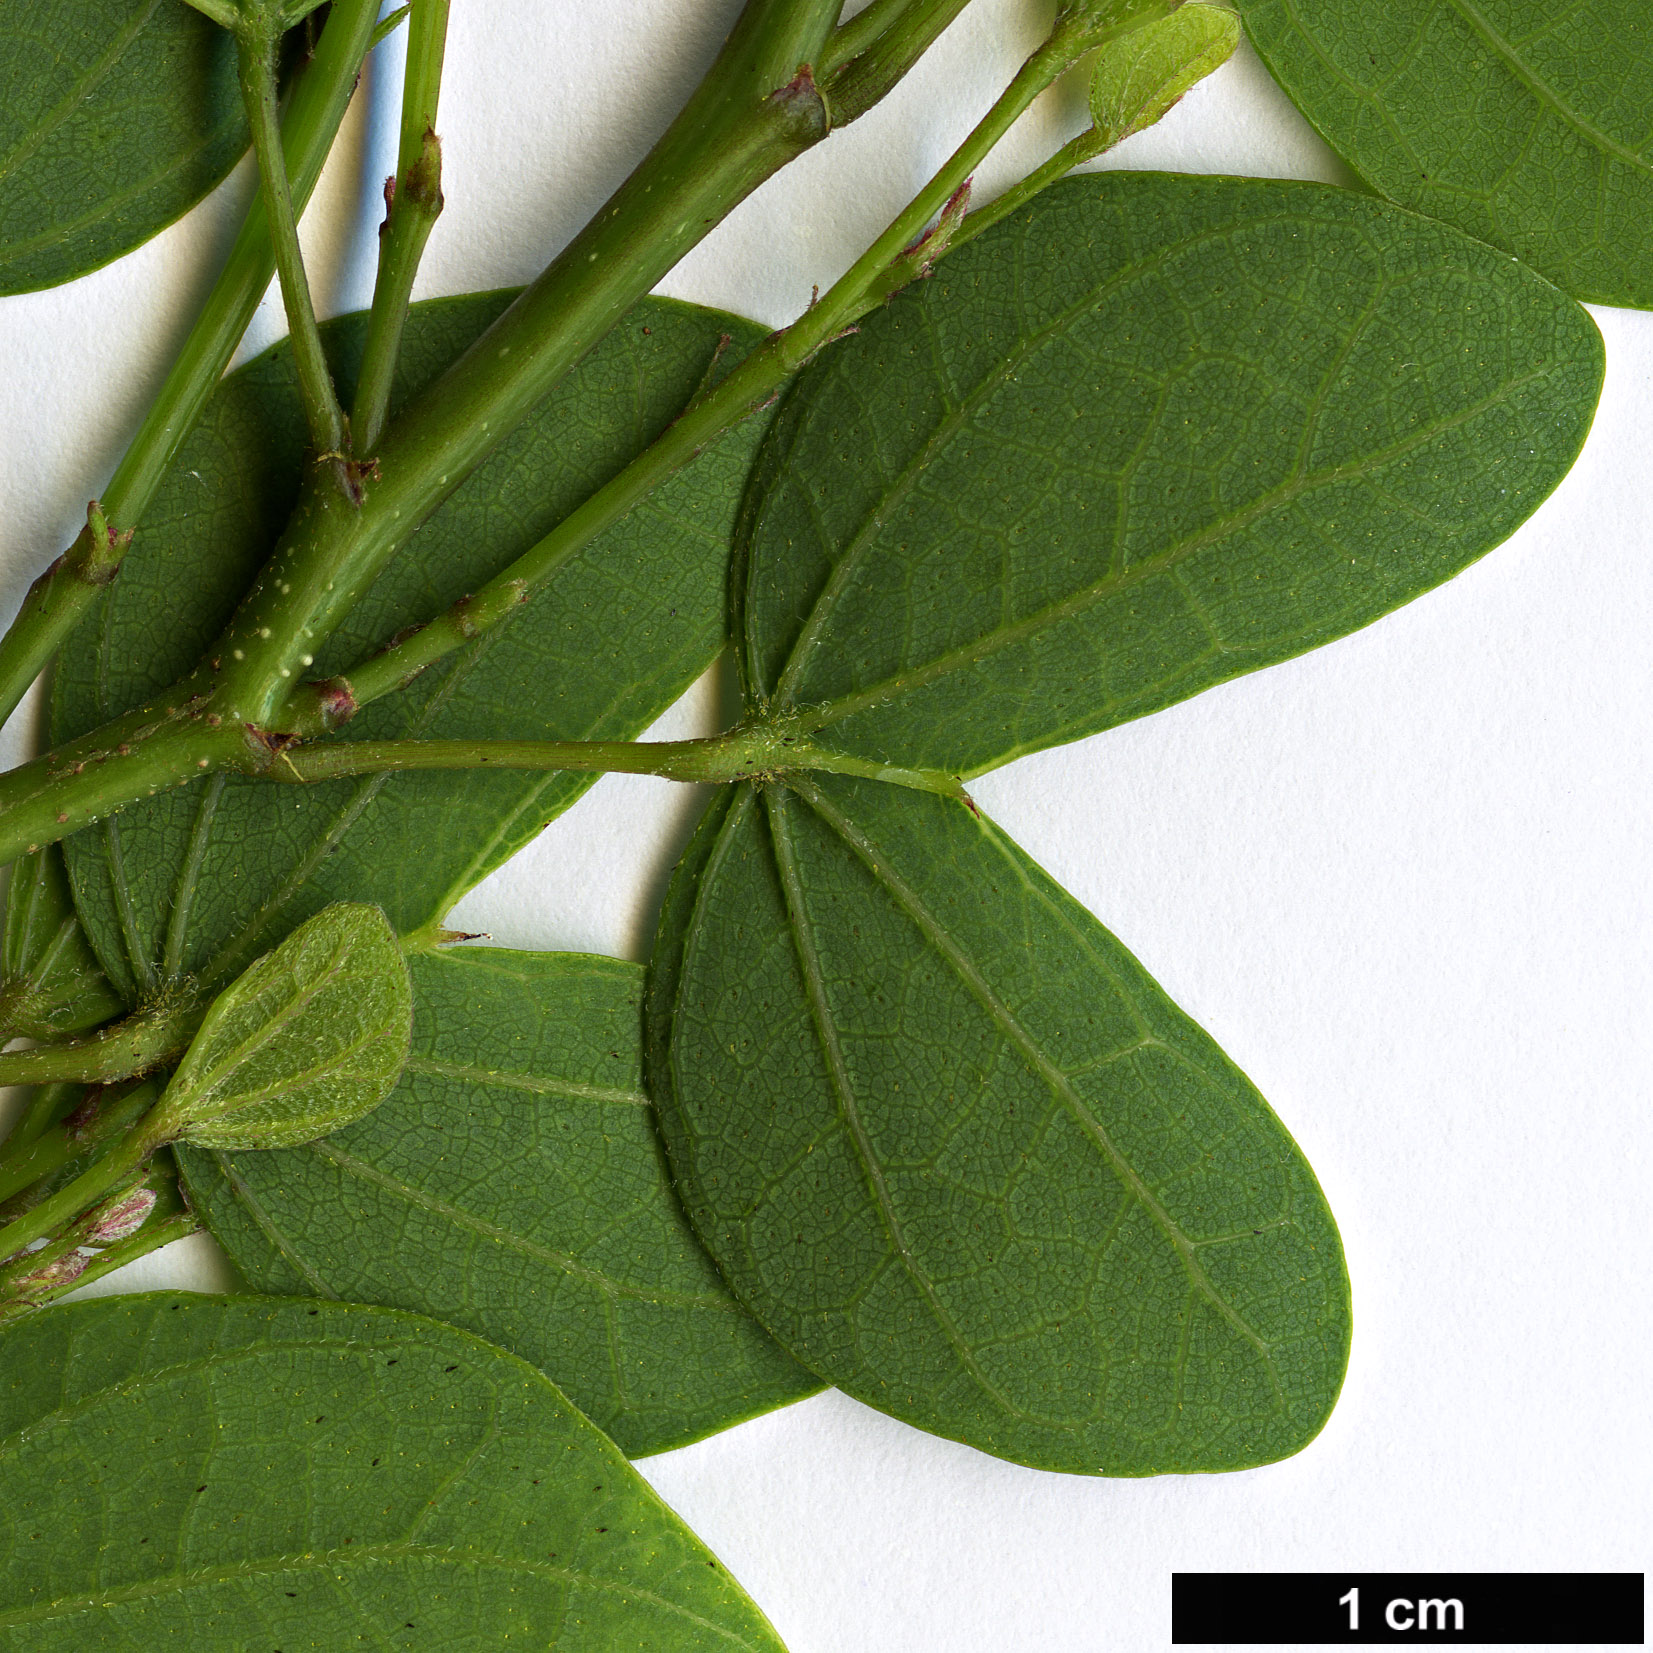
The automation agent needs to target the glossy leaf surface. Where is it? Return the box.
[649,776,1350,1475]
[156,902,411,1150]
[0,848,122,1040]
[55,292,768,1001]
[0,1295,787,1649]
[738,174,1601,778]
[180,947,820,1457]
[1240,0,1653,309]
[0,0,245,294]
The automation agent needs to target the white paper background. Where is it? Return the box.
[1,3,1648,1649]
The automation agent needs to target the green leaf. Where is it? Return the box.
[178,947,821,1457]
[0,0,247,294]
[1238,0,1653,310]
[0,1294,787,1649]
[1089,4,1239,148]
[736,173,1602,779]
[152,902,411,1150]
[0,848,123,1040]
[54,291,769,1003]
[649,775,1350,1476]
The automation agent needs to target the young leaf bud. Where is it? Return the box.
[84,1185,159,1247]
[146,903,413,1152]
[1088,3,1241,150]
[10,1249,89,1296]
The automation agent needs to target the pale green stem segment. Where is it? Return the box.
[0,0,381,731]
[312,10,1091,724]
[209,0,845,723]
[0,1000,202,1089]
[822,0,976,122]
[2,1082,81,1159]
[237,17,346,458]
[0,1169,197,1325]
[264,728,966,798]
[0,712,255,870]
[950,125,1111,250]
[0,1108,172,1266]
[0,0,1074,851]
[352,0,451,454]
[372,4,411,48]
[0,1083,159,1207]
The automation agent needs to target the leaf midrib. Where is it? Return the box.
[304,1139,746,1313]
[1439,0,1653,178]
[759,785,1051,1424]
[785,777,1282,1390]
[211,1149,340,1296]
[184,930,396,1102]
[0,1544,764,1646]
[403,1054,648,1106]
[0,0,163,188]
[0,1337,443,1458]
[768,208,1398,715]
[790,363,1556,756]
[0,120,240,263]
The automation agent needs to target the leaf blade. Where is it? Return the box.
[651,775,1349,1475]
[157,902,412,1150]
[55,292,769,1000]
[0,0,247,293]
[1089,3,1240,148]
[0,848,122,1040]
[738,174,1602,778]
[178,946,821,1457]
[0,1295,787,1649]
[1239,0,1653,309]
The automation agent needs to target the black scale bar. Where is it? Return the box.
[1172,1573,1645,1645]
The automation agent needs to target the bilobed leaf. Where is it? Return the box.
[0,0,246,294]
[54,292,769,1001]
[178,948,820,1457]
[1238,0,1653,309]
[155,902,411,1150]
[1089,4,1240,148]
[0,1295,787,1650]
[650,775,1350,1475]
[0,847,122,1040]
[737,173,1601,779]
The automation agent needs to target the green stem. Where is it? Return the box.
[2,1083,82,1159]
[824,0,917,67]
[0,1115,165,1266]
[0,1082,160,1209]
[307,23,1075,724]
[949,126,1107,251]
[0,1204,196,1322]
[372,5,411,48]
[822,0,976,122]
[0,0,381,732]
[0,0,1024,852]
[0,1154,191,1319]
[237,19,345,458]
[262,726,966,797]
[208,0,843,723]
[310,338,799,720]
[0,1001,200,1089]
[351,0,451,454]
[0,712,254,869]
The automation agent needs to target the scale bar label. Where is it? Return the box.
[1171,1572,1645,1644]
